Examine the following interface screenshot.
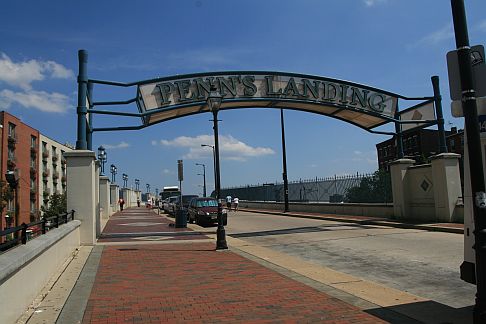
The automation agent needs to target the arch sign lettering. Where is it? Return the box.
[137,72,398,130]
[77,50,442,149]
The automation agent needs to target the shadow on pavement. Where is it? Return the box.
[366,300,473,324]
[230,223,371,238]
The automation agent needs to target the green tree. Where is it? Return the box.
[41,192,67,218]
[345,170,392,203]
[0,180,14,214]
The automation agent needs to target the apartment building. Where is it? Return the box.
[39,135,73,212]
[0,111,40,231]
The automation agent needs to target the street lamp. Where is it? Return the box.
[207,86,227,250]
[146,183,150,193]
[110,164,117,182]
[97,146,107,175]
[122,173,128,188]
[196,163,207,197]
[134,179,140,191]
[201,144,215,195]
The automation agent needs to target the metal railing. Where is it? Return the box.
[0,210,75,253]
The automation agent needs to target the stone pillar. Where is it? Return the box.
[390,159,415,220]
[99,176,110,219]
[110,184,119,213]
[431,153,463,222]
[65,151,97,245]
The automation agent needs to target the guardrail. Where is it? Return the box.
[0,210,75,253]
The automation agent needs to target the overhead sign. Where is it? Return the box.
[399,101,436,132]
[447,45,486,101]
[137,72,399,130]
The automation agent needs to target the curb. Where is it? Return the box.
[240,208,464,234]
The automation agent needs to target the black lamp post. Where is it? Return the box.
[201,144,215,196]
[122,173,128,188]
[196,163,207,197]
[146,183,150,193]
[97,146,107,175]
[134,179,140,191]
[110,164,117,182]
[451,1,486,322]
[207,86,228,250]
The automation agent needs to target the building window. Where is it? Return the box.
[8,123,16,138]
[451,139,456,151]
[31,136,37,148]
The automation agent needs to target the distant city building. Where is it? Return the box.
[39,135,73,211]
[0,111,73,233]
[376,128,464,173]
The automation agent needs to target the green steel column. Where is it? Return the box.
[76,50,88,150]
[431,76,448,153]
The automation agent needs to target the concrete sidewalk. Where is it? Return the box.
[25,207,471,323]
[240,207,464,234]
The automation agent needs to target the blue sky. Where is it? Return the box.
[0,0,485,195]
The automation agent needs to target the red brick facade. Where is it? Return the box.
[1,111,40,231]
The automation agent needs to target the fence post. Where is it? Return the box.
[55,214,59,228]
[42,217,47,234]
[71,210,75,220]
[21,223,27,244]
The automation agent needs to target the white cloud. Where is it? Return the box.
[157,134,275,161]
[476,20,486,33]
[0,53,74,90]
[411,24,454,48]
[162,169,172,175]
[0,89,71,113]
[333,150,377,165]
[103,141,130,149]
[151,140,158,146]
[363,0,388,7]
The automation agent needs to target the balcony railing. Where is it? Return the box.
[30,147,37,156]
[43,188,51,198]
[52,171,59,179]
[52,154,58,163]
[42,169,50,178]
[7,134,17,146]
[7,157,16,170]
[42,151,49,160]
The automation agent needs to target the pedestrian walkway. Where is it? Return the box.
[58,207,388,323]
[240,207,464,234]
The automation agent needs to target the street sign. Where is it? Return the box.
[447,45,486,101]
[399,101,435,131]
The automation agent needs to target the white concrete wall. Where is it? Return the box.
[0,220,81,324]
[240,201,394,218]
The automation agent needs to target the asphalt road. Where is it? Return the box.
[222,210,475,309]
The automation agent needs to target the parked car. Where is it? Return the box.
[164,196,178,214]
[170,195,198,216]
[187,197,228,226]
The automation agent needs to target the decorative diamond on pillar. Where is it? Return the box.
[420,179,430,192]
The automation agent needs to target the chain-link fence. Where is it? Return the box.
[220,173,379,203]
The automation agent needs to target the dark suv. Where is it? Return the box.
[187,197,228,226]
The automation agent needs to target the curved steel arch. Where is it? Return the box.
[89,71,433,129]
[76,50,441,150]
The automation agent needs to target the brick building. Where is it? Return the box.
[376,128,463,172]
[0,112,40,231]
[0,111,73,233]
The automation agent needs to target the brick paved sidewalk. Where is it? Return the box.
[78,207,386,323]
[82,242,385,323]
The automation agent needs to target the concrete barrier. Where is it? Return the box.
[0,220,81,324]
[240,201,394,218]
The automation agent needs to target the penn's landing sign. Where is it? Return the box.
[137,72,398,129]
